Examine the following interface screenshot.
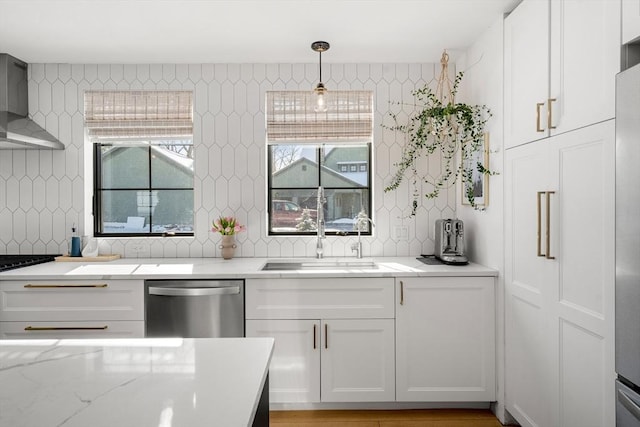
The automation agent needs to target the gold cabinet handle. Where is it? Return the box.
[313,324,317,350]
[547,98,557,130]
[324,323,328,349]
[537,191,545,257]
[25,325,109,331]
[546,191,556,260]
[400,280,404,305]
[536,102,545,132]
[24,284,108,288]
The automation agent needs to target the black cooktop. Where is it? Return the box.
[0,254,60,272]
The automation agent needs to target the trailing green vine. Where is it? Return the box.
[384,52,497,215]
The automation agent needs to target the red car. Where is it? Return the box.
[271,200,317,228]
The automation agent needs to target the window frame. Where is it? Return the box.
[267,143,373,237]
[93,142,194,238]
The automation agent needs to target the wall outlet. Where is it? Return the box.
[394,225,409,241]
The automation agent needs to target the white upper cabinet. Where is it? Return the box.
[504,0,550,149]
[505,0,620,149]
[622,0,640,44]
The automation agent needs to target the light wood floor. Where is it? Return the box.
[270,409,510,427]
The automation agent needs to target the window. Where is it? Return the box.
[85,91,194,237]
[267,144,372,235]
[265,90,374,236]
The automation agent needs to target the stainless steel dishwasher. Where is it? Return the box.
[145,279,244,338]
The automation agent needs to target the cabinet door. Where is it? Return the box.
[622,0,640,44]
[320,319,395,402]
[395,277,495,402]
[547,121,615,427]
[505,121,615,427]
[0,280,144,321]
[246,319,320,403]
[504,141,555,427]
[245,278,394,320]
[0,320,144,339]
[549,0,619,135]
[504,0,550,149]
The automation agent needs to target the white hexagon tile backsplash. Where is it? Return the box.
[0,62,457,258]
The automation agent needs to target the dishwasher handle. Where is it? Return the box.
[148,286,241,297]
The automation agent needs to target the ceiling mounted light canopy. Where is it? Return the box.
[312,40,330,113]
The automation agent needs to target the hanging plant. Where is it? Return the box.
[384,51,497,214]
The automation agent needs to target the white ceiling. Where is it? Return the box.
[0,0,520,64]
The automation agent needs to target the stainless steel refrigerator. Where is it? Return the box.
[616,62,640,426]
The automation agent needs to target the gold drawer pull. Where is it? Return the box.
[537,191,545,257]
[536,102,545,132]
[25,325,109,331]
[546,191,556,260]
[325,323,328,349]
[547,98,557,130]
[24,284,108,288]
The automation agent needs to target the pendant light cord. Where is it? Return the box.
[311,41,330,88]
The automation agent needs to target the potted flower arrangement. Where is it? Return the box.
[211,216,246,259]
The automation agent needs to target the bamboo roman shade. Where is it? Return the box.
[84,91,193,142]
[266,90,373,144]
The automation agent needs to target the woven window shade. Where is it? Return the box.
[84,91,193,142]
[266,90,373,144]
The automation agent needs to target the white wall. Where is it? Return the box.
[457,16,511,425]
[0,62,458,258]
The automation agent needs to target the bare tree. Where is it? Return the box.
[159,141,194,159]
[272,145,301,171]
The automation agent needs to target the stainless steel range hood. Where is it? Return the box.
[0,54,64,150]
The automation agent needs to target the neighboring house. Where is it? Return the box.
[271,147,368,222]
[101,145,193,232]
[323,146,369,186]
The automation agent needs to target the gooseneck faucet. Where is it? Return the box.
[316,186,326,258]
[351,210,374,259]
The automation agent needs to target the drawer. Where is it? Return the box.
[246,278,395,319]
[0,280,144,321]
[0,320,145,339]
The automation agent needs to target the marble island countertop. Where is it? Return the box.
[0,337,274,427]
[0,257,497,280]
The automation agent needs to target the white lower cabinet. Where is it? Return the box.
[0,320,144,339]
[0,279,145,338]
[246,318,395,403]
[246,319,321,403]
[395,276,496,402]
[321,318,395,402]
[245,278,395,403]
[247,276,497,405]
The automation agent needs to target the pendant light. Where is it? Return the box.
[311,41,330,113]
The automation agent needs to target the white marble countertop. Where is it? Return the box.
[0,257,497,280]
[0,337,274,427]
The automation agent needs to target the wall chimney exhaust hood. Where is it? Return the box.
[0,53,65,150]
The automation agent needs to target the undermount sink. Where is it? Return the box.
[261,260,378,271]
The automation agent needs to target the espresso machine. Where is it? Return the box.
[434,219,468,265]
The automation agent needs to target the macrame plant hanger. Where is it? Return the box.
[405,50,457,217]
[436,50,454,105]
